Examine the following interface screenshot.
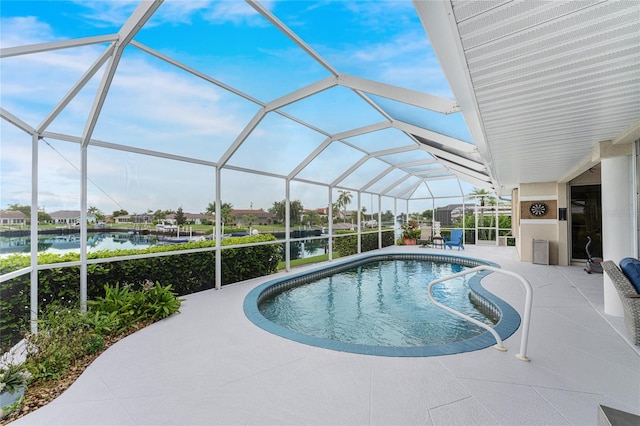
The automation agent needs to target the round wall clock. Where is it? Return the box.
[529,202,548,217]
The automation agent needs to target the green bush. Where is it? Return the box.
[81,310,121,336]
[221,237,281,284]
[333,230,395,257]
[88,282,182,327]
[23,302,94,381]
[0,234,281,353]
[23,283,182,384]
[87,284,146,332]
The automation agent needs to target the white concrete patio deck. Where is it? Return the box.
[10,245,640,426]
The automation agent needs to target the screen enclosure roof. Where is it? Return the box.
[0,0,491,213]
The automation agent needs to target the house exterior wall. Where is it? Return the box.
[0,210,28,225]
[515,182,560,265]
[556,183,569,266]
[513,141,637,268]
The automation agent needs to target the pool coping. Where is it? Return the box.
[243,253,521,357]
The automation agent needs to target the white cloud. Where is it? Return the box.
[0,16,56,48]
[351,30,429,63]
[70,0,139,28]
[201,1,273,26]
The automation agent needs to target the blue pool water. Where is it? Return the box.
[260,260,490,346]
[244,254,521,357]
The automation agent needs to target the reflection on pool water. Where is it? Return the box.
[244,253,521,357]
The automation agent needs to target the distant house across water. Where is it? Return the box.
[0,210,28,226]
[165,213,215,225]
[48,210,96,226]
[230,209,276,226]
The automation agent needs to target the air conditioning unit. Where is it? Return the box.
[532,239,549,265]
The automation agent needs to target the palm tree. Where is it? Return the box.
[336,190,352,223]
[469,188,496,240]
[87,205,104,221]
[206,202,233,226]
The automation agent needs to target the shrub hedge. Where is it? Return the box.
[0,234,281,353]
[333,229,395,257]
[1,230,395,353]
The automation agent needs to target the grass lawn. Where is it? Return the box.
[277,253,342,270]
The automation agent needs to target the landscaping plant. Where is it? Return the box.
[0,363,29,395]
[0,282,183,423]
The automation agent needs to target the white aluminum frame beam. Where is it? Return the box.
[80,146,88,312]
[330,155,370,188]
[333,121,392,141]
[436,158,491,182]
[393,179,422,199]
[397,159,439,168]
[288,122,391,180]
[421,175,454,182]
[369,144,421,158]
[360,166,396,193]
[246,0,339,76]
[30,134,39,333]
[288,136,333,180]
[81,0,163,148]
[413,0,499,189]
[404,134,486,172]
[380,174,413,197]
[223,164,287,181]
[133,41,331,138]
[415,169,452,179]
[0,34,118,58]
[448,170,494,190]
[41,132,218,167]
[217,109,266,168]
[131,41,264,106]
[1,108,35,134]
[292,177,332,187]
[423,181,435,199]
[337,74,460,114]
[265,77,337,112]
[393,120,478,154]
[37,44,116,133]
[215,168,222,290]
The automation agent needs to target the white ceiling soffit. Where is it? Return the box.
[415,0,640,196]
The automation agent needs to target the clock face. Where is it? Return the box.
[529,203,548,217]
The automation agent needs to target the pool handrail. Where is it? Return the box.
[427,265,533,361]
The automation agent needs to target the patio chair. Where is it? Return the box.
[417,225,432,247]
[602,260,640,345]
[444,229,464,250]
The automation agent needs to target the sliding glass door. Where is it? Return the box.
[570,185,602,260]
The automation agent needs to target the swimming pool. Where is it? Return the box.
[244,253,521,357]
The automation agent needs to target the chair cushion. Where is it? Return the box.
[619,258,640,294]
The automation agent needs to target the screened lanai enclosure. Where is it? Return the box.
[2,1,498,341]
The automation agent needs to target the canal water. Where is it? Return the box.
[0,232,155,257]
[0,233,326,259]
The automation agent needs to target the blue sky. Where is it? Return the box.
[0,1,473,217]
